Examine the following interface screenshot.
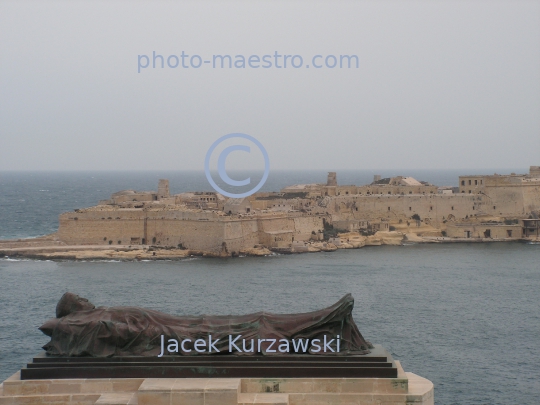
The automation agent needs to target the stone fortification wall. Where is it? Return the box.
[55,170,540,252]
[293,216,325,239]
[458,174,540,216]
[522,180,540,214]
[223,220,260,254]
[353,185,438,196]
[256,217,296,248]
[481,177,540,216]
[58,209,226,253]
[58,210,145,246]
[323,177,540,223]
[145,214,225,253]
[481,178,526,216]
[313,194,487,225]
[251,198,311,211]
[111,193,156,204]
[58,209,324,254]
[255,216,322,238]
[253,215,324,248]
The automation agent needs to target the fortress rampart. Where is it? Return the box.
[52,166,540,255]
[58,208,325,255]
[313,194,483,225]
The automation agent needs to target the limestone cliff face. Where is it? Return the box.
[365,231,404,246]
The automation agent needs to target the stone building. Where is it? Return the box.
[522,218,540,238]
[157,179,170,198]
[223,198,252,215]
[175,192,222,210]
[446,222,522,239]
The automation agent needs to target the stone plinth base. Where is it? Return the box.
[0,361,433,405]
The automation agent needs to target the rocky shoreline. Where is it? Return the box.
[0,231,535,261]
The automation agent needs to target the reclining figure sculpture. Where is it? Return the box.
[39,292,372,357]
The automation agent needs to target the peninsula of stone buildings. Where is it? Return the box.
[1,166,539,260]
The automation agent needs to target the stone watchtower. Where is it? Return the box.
[327,172,337,186]
[158,179,170,199]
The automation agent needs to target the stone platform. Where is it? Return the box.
[0,361,433,405]
[20,345,397,380]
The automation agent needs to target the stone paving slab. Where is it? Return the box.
[0,393,100,405]
[238,393,289,405]
[2,373,144,397]
[138,378,241,405]
[95,393,136,405]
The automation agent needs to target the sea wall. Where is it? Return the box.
[58,211,325,255]
[223,219,260,254]
[58,210,225,253]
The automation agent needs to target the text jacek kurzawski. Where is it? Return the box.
[158,335,341,357]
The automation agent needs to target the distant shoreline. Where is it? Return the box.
[0,234,536,262]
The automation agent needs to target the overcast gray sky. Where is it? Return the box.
[1,0,539,171]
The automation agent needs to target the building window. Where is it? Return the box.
[469,190,472,194]
[507,230,512,237]
[468,180,472,185]
[480,180,483,185]
[472,206,475,210]
[388,207,390,211]
[409,207,412,211]
[430,206,433,211]
[475,180,478,185]
[461,180,465,186]
[493,206,496,210]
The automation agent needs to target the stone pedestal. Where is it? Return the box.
[0,361,433,405]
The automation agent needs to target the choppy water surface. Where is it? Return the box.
[1,243,539,405]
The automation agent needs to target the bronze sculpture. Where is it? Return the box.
[39,292,372,357]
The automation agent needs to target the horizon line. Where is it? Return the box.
[0,167,531,173]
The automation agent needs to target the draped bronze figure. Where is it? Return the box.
[39,293,372,357]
